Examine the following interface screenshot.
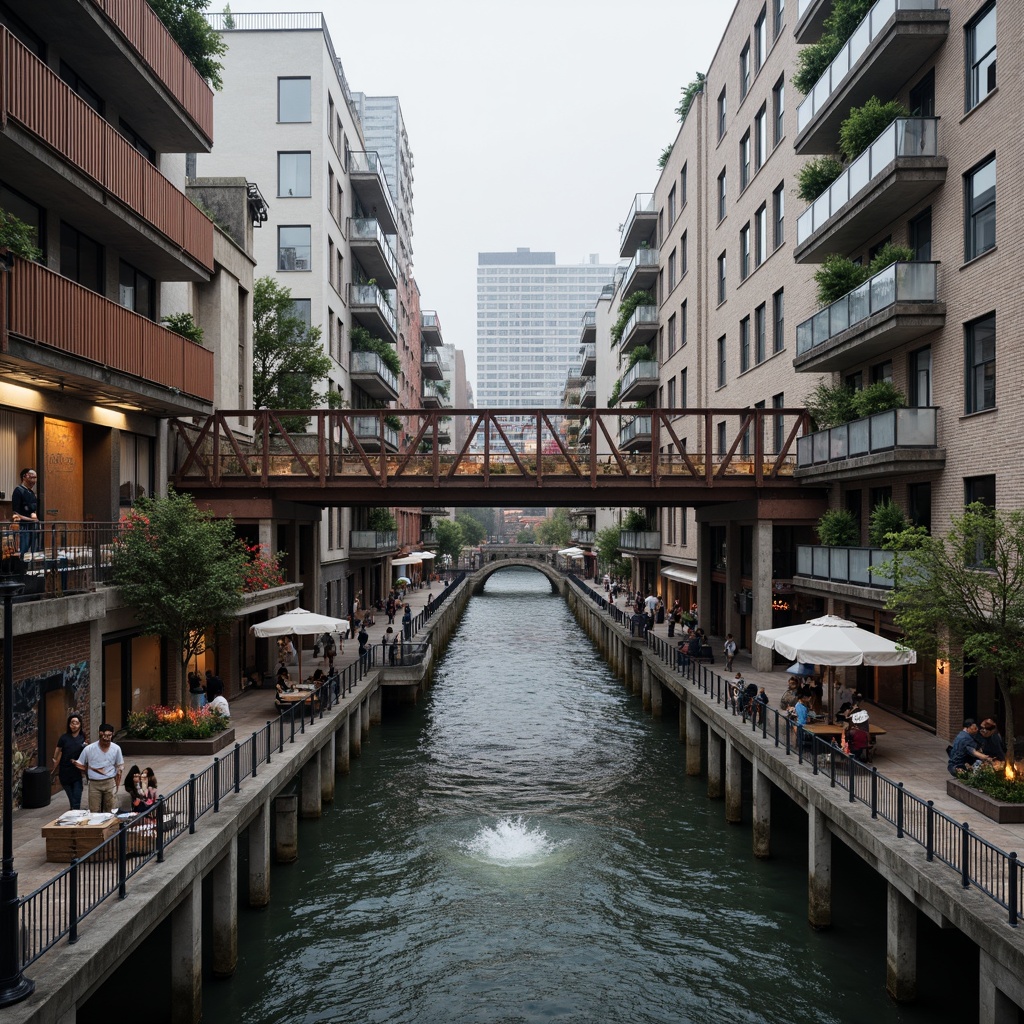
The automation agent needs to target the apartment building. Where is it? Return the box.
[579,0,1016,740]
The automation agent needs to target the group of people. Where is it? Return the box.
[676,627,712,669]
[947,718,1006,776]
[185,670,231,717]
[52,716,128,813]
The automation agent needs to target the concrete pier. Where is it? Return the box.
[752,761,771,859]
[885,882,916,1002]
[274,793,298,863]
[211,841,238,978]
[707,728,723,799]
[320,734,335,803]
[350,708,362,758]
[248,799,271,907]
[301,756,321,818]
[641,661,651,713]
[170,881,202,1024]
[725,737,742,823]
[685,701,702,776]
[808,805,831,929]
[336,716,351,774]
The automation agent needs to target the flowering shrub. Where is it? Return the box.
[957,764,1024,803]
[242,542,287,592]
[126,704,229,741]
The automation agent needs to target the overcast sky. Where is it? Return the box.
[224,1,734,388]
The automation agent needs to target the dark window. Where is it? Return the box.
[909,208,932,261]
[667,376,676,408]
[60,221,103,293]
[717,252,727,304]
[718,168,727,221]
[772,76,785,145]
[908,482,931,533]
[845,490,863,539]
[681,300,688,346]
[681,230,688,275]
[59,60,102,114]
[717,421,727,456]
[278,77,311,122]
[668,185,676,224]
[668,249,677,290]
[868,237,892,263]
[965,2,996,112]
[667,314,676,356]
[965,155,996,261]
[717,335,727,387]
[755,303,766,363]
[754,105,767,170]
[910,69,935,117]
[754,7,767,70]
[717,88,727,140]
[964,475,996,566]
[119,120,155,163]
[964,312,995,413]
[740,131,751,190]
[681,367,688,408]
[0,182,44,259]
[871,360,893,383]
[739,223,750,279]
[681,163,687,206]
[740,316,750,372]
[772,181,784,248]
[740,43,750,98]
[772,288,784,352]
[118,260,155,319]
[909,346,932,407]
[773,0,784,40]
[772,392,785,452]
[755,204,767,267]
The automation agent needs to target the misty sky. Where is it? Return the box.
[221,0,734,387]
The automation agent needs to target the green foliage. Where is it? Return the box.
[0,209,42,260]
[221,3,234,28]
[816,508,860,547]
[515,527,536,543]
[869,499,909,548]
[350,324,401,376]
[458,508,495,540]
[114,490,247,706]
[627,345,653,369]
[623,509,649,531]
[162,312,204,345]
[455,513,486,547]
[367,507,396,532]
[813,253,870,307]
[868,243,916,274]
[792,0,874,94]
[805,380,858,429]
[434,519,463,562]
[851,379,906,418]
[608,379,622,407]
[658,144,673,170]
[840,97,909,162]
[383,414,402,433]
[126,704,230,740]
[147,0,227,89]
[253,277,331,429]
[595,526,624,573]
[675,73,706,124]
[611,290,656,345]
[956,764,1024,803]
[535,509,572,548]
[797,156,844,203]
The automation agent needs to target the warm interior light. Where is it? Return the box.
[1005,761,1017,781]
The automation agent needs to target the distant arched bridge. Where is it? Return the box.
[470,559,565,595]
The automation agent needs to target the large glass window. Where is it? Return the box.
[60,221,103,293]
[773,77,785,145]
[717,168,727,221]
[772,288,785,353]
[755,303,766,363]
[119,432,153,506]
[740,316,750,372]
[290,299,312,329]
[909,207,932,261]
[278,225,311,271]
[909,346,932,407]
[717,252,727,304]
[739,224,751,280]
[278,77,311,122]
[965,2,996,112]
[964,312,995,414]
[965,155,995,261]
[278,152,311,197]
[739,131,751,191]
[118,260,155,320]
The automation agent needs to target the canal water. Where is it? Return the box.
[202,568,975,1023]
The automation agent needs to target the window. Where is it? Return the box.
[909,346,932,406]
[908,482,931,532]
[119,120,155,163]
[119,434,153,507]
[668,314,677,356]
[772,288,785,352]
[739,131,751,190]
[668,248,677,290]
[681,163,688,206]
[772,392,785,453]
[681,367,688,408]
[740,316,751,372]
[667,376,676,408]
[772,181,785,249]
[278,152,311,197]
[0,183,43,259]
[717,420,727,455]
[278,77,311,122]
[118,260,154,319]
[966,2,996,112]
[755,8,767,69]
[755,204,767,267]
[290,299,312,329]
[754,106,767,170]
[718,88,727,140]
[964,475,996,566]
[718,168,727,221]
[965,155,995,261]
[773,76,785,145]
[717,336,727,387]
[773,0,784,40]
[739,223,751,280]
[681,300,688,346]
[278,225,311,271]
[681,231,688,275]
[60,221,103,293]
[755,303,767,362]
[871,360,893,383]
[910,69,935,117]
[59,61,103,114]
[964,312,995,414]
[740,43,750,99]
[909,208,932,261]
[668,185,677,224]
[717,252,727,304]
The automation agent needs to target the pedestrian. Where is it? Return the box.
[318,631,337,672]
[188,671,206,708]
[51,712,87,810]
[351,592,362,639]
[206,677,230,718]
[386,592,397,624]
[724,633,737,670]
[358,623,369,659]
[73,723,124,813]
[402,602,413,641]
[978,719,1006,761]
[385,626,398,665]
[12,467,40,557]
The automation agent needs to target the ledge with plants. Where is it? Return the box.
[948,767,1024,824]
[610,290,656,347]
[120,704,234,756]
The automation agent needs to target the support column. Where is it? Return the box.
[369,685,382,725]
[978,949,1024,1024]
[685,701,702,776]
[724,737,742,822]
[808,804,831,929]
[248,800,270,907]
[320,735,335,803]
[752,761,771,859]
[751,519,774,672]
[650,676,662,719]
[349,709,362,758]
[707,729,723,798]
[885,883,917,1003]
[301,756,321,818]
[623,646,633,692]
[641,661,651,713]
[211,840,237,978]
[361,696,370,738]
[678,700,687,743]
[336,716,351,775]
[170,879,202,1024]
[274,793,298,863]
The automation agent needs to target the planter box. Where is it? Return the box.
[119,728,235,757]
[947,778,1024,824]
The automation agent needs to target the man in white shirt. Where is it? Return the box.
[73,724,123,812]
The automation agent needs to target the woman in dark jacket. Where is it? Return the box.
[51,713,87,809]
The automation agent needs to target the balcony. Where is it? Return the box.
[580,343,596,376]
[350,416,399,453]
[795,0,833,42]
[349,284,398,342]
[796,545,893,591]
[619,415,652,452]
[420,530,437,547]
[348,151,398,234]
[348,219,398,288]
[579,379,596,408]
[580,310,597,344]
[571,529,595,546]
[621,248,660,298]
[620,305,659,354]
[422,507,449,516]
[794,118,945,263]
[794,262,944,372]
[422,381,448,408]
[620,360,659,403]
[5,255,213,412]
[349,351,399,401]
[794,0,949,154]
[422,348,446,381]
[619,530,661,553]
[619,194,657,257]
[421,311,444,347]
[795,406,944,483]
[437,423,452,446]
[349,530,399,554]
[0,29,214,278]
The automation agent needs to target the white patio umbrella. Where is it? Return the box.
[409,551,436,559]
[250,608,349,680]
[755,614,916,721]
[557,547,585,559]
[391,555,423,567]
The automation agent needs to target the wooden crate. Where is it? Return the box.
[41,817,120,862]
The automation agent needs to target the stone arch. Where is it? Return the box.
[470,558,565,595]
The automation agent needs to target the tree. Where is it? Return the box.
[253,277,333,429]
[455,513,486,548]
[535,509,571,548]
[113,490,248,707]
[434,519,463,563]
[515,527,536,543]
[148,0,228,89]
[596,525,630,580]
[881,505,1024,750]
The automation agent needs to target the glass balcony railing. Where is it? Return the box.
[619,193,656,255]
[619,530,661,551]
[349,218,398,276]
[796,0,940,134]
[351,416,399,450]
[622,248,660,292]
[796,544,893,588]
[571,529,595,545]
[797,118,938,245]
[349,530,398,552]
[796,407,937,467]
[620,360,659,393]
[350,350,399,392]
[619,415,652,446]
[349,284,398,336]
[796,262,938,355]
[620,305,659,349]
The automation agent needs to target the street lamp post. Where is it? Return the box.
[0,578,32,1007]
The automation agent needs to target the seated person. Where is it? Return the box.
[978,719,1006,761]
[308,669,326,688]
[780,679,800,712]
[125,765,155,816]
[276,671,297,697]
[947,719,992,776]
[845,713,871,762]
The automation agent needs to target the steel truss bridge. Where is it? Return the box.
[171,408,816,509]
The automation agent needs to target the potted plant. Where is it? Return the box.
[816,508,859,547]
[869,500,908,548]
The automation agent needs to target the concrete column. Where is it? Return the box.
[725,522,742,640]
[752,761,771,859]
[349,708,362,758]
[724,737,742,822]
[248,799,271,907]
[650,676,662,719]
[623,645,633,691]
[369,685,382,725]
[978,949,1024,1024]
[707,729,723,799]
[170,879,202,1024]
[301,756,321,818]
[808,804,831,929]
[678,699,687,743]
[685,701,702,776]
[751,519,774,671]
[274,793,298,862]
[320,734,335,803]
[641,661,651,713]
[885,883,917,1003]
[361,695,370,737]
[336,716,351,775]
[211,840,237,978]
[696,521,712,633]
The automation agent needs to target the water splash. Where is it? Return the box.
[464,816,561,867]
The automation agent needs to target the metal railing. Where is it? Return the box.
[796,406,938,467]
[348,284,398,337]
[795,544,893,588]
[1,520,122,598]
[349,350,399,393]
[348,218,398,279]
[797,118,939,244]
[619,193,656,253]
[349,530,398,553]
[796,262,939,355]
[621,360,659,394]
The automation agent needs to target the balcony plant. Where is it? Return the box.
[367,507,397,532]
[813,243,916,306]
[816,508,859,547]
[797,156,844,203]
[869,500,908,548]
[161,312,204,345]
[149,0,228,89]
[383,414,402,433]
[623,509,649,531]
[852,379,906,418]
[608,379,622,407]
[792,0,874,95]
[839,98,909,162]
[805,381,858,429]
[351,325,401,375]
[611,290,656,346]
[627,345,653,369]
[675,72,706,125]
[0,210,42,261]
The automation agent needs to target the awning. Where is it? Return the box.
[660,566,697,584]
[557,547,586,558]
[391,555,423,567]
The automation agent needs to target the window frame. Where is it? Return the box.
[739,130,751,191]
[772,76,785,146]
[739,223,751,280]
[755,303,767,363]
[772,181,785,250]
[739,42,751,99]
[964,311,996,414]
[717,252,727,305]
[740,316,751,372]
[755,204,768,267]
[277,151,312,198]
[717,336,727,388]
[965,1,996,112]
[772,288,785,353]
[278,224,312,272]
[278,77,312,123]
[964,154,996,262]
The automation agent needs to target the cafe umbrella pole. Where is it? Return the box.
[0,579,33,1007]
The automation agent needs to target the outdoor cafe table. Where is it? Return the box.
[803,722,887,741]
